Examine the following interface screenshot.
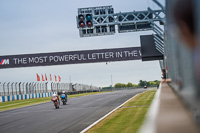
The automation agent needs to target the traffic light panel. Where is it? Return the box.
[77,14,93,28]
[77,6,115,37]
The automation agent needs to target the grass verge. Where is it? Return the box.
[86,90,156,133]
[0,91,111,111]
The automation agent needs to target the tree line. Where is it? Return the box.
[113,80,160,88]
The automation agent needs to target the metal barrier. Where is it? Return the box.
[0,82,101,102]
[51,82,72,92]
[162,0,200,122]
[0,82,49,96]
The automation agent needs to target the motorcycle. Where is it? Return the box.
[51,96,60,109]
[61,94,67,105]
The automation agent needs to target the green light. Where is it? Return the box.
[86,14,92,20]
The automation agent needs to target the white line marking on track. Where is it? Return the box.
[80,91,144,133]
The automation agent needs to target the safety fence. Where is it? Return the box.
[0,82,101,102]
[0,82,49,96]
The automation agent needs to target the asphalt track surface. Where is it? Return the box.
[0,89,147,133]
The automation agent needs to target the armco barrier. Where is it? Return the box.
[0,92,53,102]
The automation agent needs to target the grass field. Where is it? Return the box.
[86,90,156,133]
[0,91,111,111]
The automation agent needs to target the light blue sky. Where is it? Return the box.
[0,0,164,87]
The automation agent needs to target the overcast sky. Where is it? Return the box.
[0,0,165,87]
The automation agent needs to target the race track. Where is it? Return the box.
[0,89,146,133]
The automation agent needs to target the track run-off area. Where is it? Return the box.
[0,89,148,133]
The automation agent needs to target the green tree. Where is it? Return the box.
[155,80,160,86]
[121,84,126,88]
[126,82,133,87]
[146,81,150,87]
[114,80,160,88]
[138,80,150,87]
[148,81,156,87]
[132,84,138,88]
[114,83,129,88]
[139,80,145,87]
[114,83,123,88]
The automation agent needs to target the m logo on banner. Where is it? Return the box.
[0,59,9,65]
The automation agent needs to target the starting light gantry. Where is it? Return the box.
[76,0,165,59]
[76,5,165,38]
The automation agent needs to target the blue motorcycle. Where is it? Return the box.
[61,93,67,105]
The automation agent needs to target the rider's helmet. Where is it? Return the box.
[62,91,65,94]
[52,93,57,97]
